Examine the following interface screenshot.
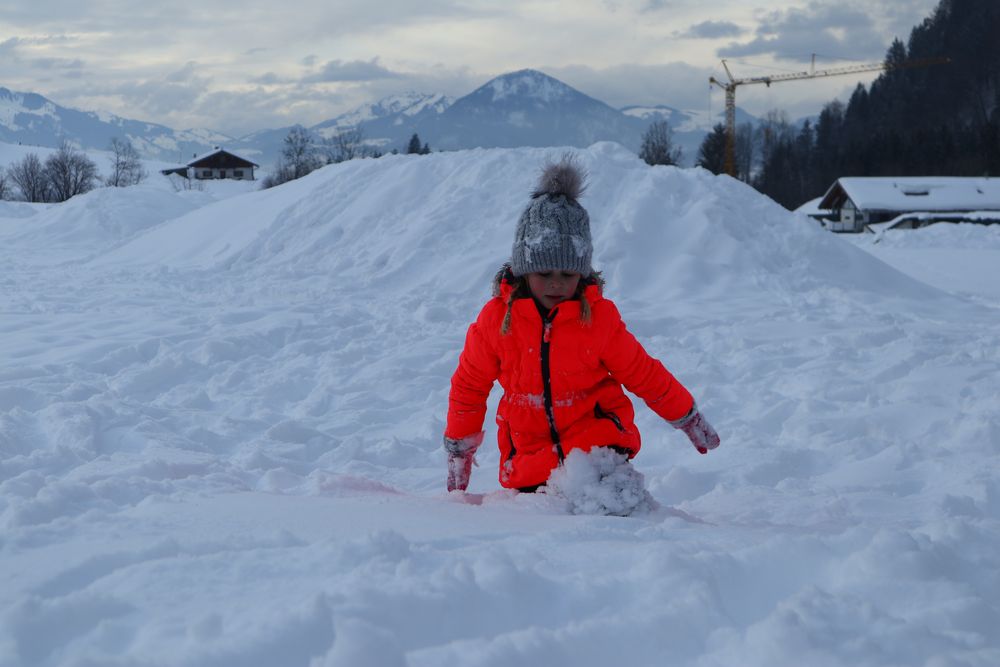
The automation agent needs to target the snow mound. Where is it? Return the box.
[3,182,214,264]
[545,447,655,516]
[0,200,42,219]
[97,142,941,307]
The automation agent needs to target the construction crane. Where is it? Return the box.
[708,55,950,177]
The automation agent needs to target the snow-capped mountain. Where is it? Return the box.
[410,69,647,152]
[1,72,760,168]
[311,92,452,141]
[0,86,231,163]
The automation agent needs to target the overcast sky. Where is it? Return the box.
[0,0,940,136]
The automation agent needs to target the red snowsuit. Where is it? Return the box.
[445,272,694,489]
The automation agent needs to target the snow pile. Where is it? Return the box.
[1,141,998,666]
[545,447,655,516]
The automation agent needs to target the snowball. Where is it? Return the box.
[544,447,655,517]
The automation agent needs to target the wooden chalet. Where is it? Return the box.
[161,148,259,181]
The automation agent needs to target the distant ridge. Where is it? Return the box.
[1,73,757,168]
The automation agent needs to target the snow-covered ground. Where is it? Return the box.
[1,142,998,667]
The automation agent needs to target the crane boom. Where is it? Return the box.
[708,56,949,177]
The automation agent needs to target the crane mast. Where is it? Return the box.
[708,56,949,177]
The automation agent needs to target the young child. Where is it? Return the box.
[443,157,719,494]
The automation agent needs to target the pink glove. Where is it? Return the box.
[443,431,484,491]
[670,406,720,455]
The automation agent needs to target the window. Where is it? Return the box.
[234,170,244,178]
[201,170,212,178]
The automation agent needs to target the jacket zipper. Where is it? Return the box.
[540,310,565,463]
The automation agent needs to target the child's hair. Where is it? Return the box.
[493,264,604,336]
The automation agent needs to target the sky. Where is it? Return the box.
[0,0,940,136]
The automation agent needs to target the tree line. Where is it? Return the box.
[692,0,1000,210]
[1,138,146,203]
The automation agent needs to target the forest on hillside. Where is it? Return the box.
[696,0,1000,210]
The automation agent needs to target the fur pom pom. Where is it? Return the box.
[532,156,587,201]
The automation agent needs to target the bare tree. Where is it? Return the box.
[7,153,49,202]
[639,120,683,166]
[260,163,296,190]
[754,110,793,169]
[0,171,10,200]
[734,122,755,183]
[261,127,323,189]
[322,126,368,164]
[106,137,147,186]
[45,142,99,202]
[283,126,322,179]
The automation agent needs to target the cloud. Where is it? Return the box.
[677,20,744,39]
[102,62,213,117]
[303,58,401,83]
[0,36,85,77]
[640,0,673,11]
[719,1,887,62]
[251,72,288,86]
[546,62,716,112]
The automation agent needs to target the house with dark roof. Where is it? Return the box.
[160,148,259,181]
[814,177,1000,232]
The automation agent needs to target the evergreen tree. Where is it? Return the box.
[696,124,727,174]
[742,0,1000,209]
[407,134,423,155]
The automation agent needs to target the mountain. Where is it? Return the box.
[1,72,759,168]
[310,72,757,164]
[311,92,452,142]
[0,87,231,163]
[409,69,646,152]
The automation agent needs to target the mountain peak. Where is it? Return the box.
[480,69,576,103]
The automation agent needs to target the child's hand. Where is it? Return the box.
[670,406,720,455]
[444,431,484,491]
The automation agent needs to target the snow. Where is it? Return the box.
[846,222,1000,304]
[828,176,1000,212]
[1,141,999,666]
[488,70,572,103]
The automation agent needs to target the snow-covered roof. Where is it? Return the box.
[818,177,1000,212]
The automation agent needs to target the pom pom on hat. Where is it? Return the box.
[532,158,587,200]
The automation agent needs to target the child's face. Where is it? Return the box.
[526,271,581,310]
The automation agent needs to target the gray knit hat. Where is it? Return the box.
[510,157,593,277]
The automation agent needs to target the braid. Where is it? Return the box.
[500,275,526,336]
[498,269,603,335]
